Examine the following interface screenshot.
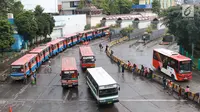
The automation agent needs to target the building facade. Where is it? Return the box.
[133,0,177,9]
[58,0,80,15]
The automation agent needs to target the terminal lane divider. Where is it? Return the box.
[106,36,199,105]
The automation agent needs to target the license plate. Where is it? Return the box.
[68,85,72,87]
[108,102,112,104]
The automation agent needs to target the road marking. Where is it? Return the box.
[119,99,187,102]
[63,90,70,103]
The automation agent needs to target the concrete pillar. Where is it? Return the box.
[132,20,139,29]
[151,19,159,29]
[115,19,122,28]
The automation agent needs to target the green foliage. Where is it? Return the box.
[9,1,24,17]
[15,11,38,42]
[84,24,91,30]
[152,0,161,15]
[163,6,200,53]
[97,0,132,14]
[0,0,14,18]
[0,19,15,53]
[118,0,132,14]
[34,5,45,37]
[95,23,101,28]
[120,25,134,36]
[133,0,139,5]
[146,25,153,34]
[78,0,85,9]
[110,24,120,28]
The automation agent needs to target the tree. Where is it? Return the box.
[9,1,24,17]
[41,13,55,39]
[163,5,200,53]
[0,19,15,54]
[78,0,85,9]
[152,0,161,15]
[0,0,14,18]
[34,5,45,43]
[15,11,38,45]
[133,0,139,5]
[97,0,131,15]
[118,0,132,14]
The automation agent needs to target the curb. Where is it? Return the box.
[106,36,200,104]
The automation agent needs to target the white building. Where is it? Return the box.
[20,0,58,13]
[49,14,86,40]
[58,0,80,15]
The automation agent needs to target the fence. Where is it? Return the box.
[106,36,200,105]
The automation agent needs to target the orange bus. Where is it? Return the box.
[61,57,79,87]
[79,46,96,69]
[153,48,192,81]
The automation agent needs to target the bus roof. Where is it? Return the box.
[62,57,77,71]
[29,45,49,53]
[154,48,191,61]
[46,38,64,45]
[11,54,37,66]
[79,46,94,56]
[87,67,117,86]
[64,33,77,38]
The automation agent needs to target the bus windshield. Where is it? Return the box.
[11,66,23,73]
[82,56,95,63]
[179,61,191,73]
[99,88,118,98]
[62,71,76,80]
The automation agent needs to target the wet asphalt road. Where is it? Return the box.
[0,38,200,112]
[112,39,200,93]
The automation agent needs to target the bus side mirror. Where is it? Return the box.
[78,73,79,76]
[117,84,120,91]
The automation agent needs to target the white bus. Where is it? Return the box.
[86,67,120,104]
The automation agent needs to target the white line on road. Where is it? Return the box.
[119,99,187,102]
[63,90,70,103]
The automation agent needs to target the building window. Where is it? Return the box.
[70,1,79,7]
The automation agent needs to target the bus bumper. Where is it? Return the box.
[99,99,119,104]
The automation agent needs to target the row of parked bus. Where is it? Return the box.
[10,26,110,82]
[61,46,120,104]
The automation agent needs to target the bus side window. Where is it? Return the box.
[153,51,158,60]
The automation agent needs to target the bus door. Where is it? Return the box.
[61,70,78,87]
[30,57,37,72]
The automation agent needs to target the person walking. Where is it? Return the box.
[122,64,125,75]
[48,60,52,73]
[105,45,108,52]
[162,76,167,89]
[99,43,103,51]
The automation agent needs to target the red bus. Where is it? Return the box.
[153,48,192,81]
[61,57,79,87]
[79,46,96,69]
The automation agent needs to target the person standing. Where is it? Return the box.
[117,60,121,72]
[185,86,190,99]
[162,76,167,89]
[122,64,125,75]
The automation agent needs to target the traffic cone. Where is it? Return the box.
[9,106,12,112]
